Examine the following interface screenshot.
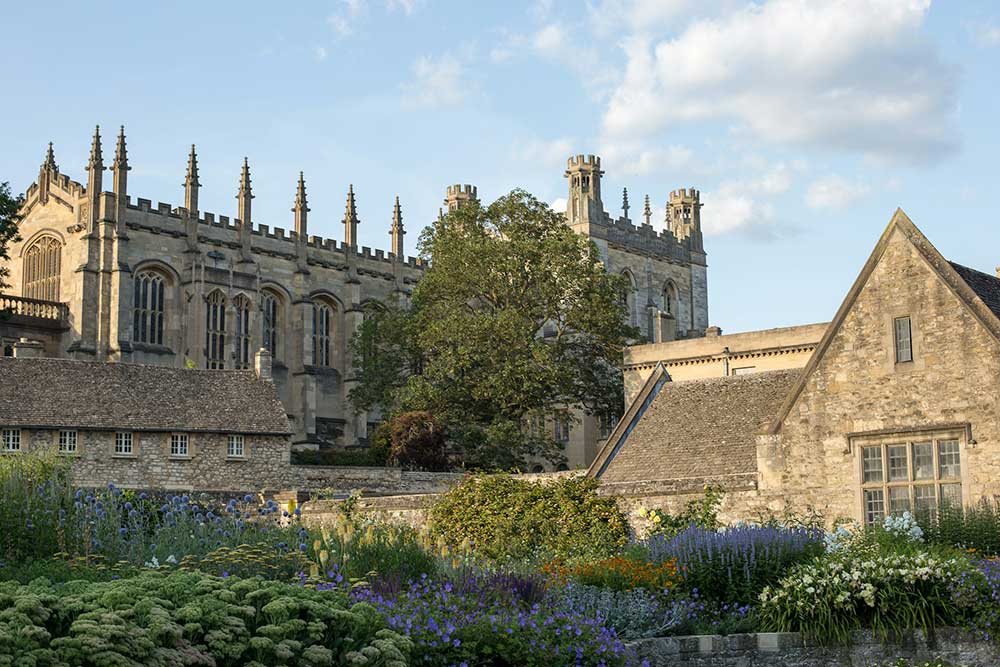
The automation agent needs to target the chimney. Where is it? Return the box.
[705,326,723,338]
[254,347,272,380]
[13,338,45,359]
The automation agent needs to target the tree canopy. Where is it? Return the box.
[350,189,636,470]
[0,182,23,293]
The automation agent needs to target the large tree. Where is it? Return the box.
[350,189,636,470]
[0,182,22,293]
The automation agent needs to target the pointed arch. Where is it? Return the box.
[620,269,638,328]
[22,235,62,302]
[233,292,253,369]
[260,286,285,362]
[662,280,679,316]
[311,294,340,368]
[205,289,227,369]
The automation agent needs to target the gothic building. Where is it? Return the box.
[0,131,708,469]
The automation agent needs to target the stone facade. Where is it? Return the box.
[1,134,708,470]
[622,322,827,404]
[591,210,1000,526]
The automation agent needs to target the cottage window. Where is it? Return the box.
[133,272,166,345]
[227,434,245,458]
[115,432,133,455]
[858,433,962,524]
[170,434,189,457]
[894,316,912,363]
[2,429,21,452]
[234,294,252,370]
[58,430,77,454]
[205,291,227,369]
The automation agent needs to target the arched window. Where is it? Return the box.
[262,291,281,359]
[234,294,252,370]
[205,291,227,369]
[361,301,385,366]
[662,281,678,316]
[620,270,637,328]
[22,236,61,301]
[133,271,166,345]
[312,301,333,367]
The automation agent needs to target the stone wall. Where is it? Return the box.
[630,629,1000,667]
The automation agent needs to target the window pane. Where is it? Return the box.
[940,483,962,509]
[887,445,908,481]
[914,485,936,513]
[894,316,912,363]
[888,487,910,515]
[864,489,885,524]
[938,440,960,479]
[912,442,933,480]
[862,446,883,483]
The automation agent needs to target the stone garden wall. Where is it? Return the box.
[629,629,1000,667]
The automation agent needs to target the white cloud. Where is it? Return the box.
[598,142,695,176]
[514,137,576,168]
[968,20,1000,47]
[602,0,958,164]
[314,46,328,61]
[805,175,872,210]
[387,0,420,15]
[550,197,567,213]
[400,55,469,109]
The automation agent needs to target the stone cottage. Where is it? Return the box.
[591,210,1000,525]
[0,346,294,493]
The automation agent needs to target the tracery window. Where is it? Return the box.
[663,281,678,316]
[22,236,61,301]
[312,301,333,367]
[234,294,252,370]
[205,291,227,369]
[133,272,166,345]
[262,292,280,359]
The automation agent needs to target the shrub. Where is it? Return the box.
[0,452,73,562]
[638,486,724,538]
[311,515,439,583]
[553,583,676,640]
[542,556,680,592]
[919,499,1000,557]
[0,570,411,665]
[291,447,384,466]
[385,411,449,471]
[644,524,824,604]
[759,550,980,644]
[429,474,629,562]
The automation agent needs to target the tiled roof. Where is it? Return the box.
[949,262,1000,322]
[598,369,800,484]
[0,357,291,435]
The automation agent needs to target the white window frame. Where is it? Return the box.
[114,431,134,456]
[58,430,78,454]
[170,433,189,458]
[855,427,964,524]
[227,434,246,459]
[2,429,21,452]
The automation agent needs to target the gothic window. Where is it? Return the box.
[554,415,571,444]
[22,236,61,301]
[234,294,252,370]
[361,301,385,366]
[312,301,333,367]
[133,271,166,345]
[205,291,227,369]
[262,292,280,360]
[662,281,678,316]
[620,271,637,328]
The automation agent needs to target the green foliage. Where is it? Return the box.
[384,411,449,471]
[918,499,1000,557]
[178,544,314,581]
[291,448,385,467]
[0,570,411,666]
[350,190,636,470]
[0,182,22,293]
[639,486,724,538]
[0,452,73,562]
[311,515,439,583]
[759,548,980,644]
[429,474,630,563]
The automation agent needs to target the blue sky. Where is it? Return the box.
[2,0,998,332]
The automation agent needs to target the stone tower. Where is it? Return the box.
[564,154,604,232]
[668,188,704,253]
[444,184,477,212]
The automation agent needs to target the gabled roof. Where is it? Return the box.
[588,368,800,483]
[0,357,291,435]
[767,209,1000,434]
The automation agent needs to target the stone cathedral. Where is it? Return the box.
[0,128,708,469]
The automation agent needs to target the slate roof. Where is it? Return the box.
[0,357,291,435]
[598,369,801,484]
[949,262,1000,322]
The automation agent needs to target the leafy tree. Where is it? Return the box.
[350,189,636,470]
[385,410,449,471]
[0,182,23,293]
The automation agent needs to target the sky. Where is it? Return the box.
[1,0,998,333]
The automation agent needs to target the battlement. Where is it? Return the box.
[446,184,477,198]
[567,154,601,169]
[670,188,700,202]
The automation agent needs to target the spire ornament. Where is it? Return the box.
[343,184,359,247]
[390,196,405,258]
[87,126,104,173]
[184,144,200,215]
[643,194,651,226]
[622,187,630,221]
[42,142,58,172]
[293,171,309,238]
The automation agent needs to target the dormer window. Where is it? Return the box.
[894,316,912,363]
